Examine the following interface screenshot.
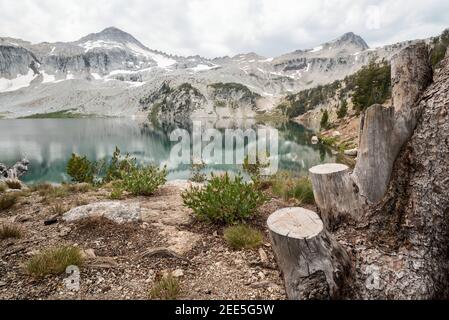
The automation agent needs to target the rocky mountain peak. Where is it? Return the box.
[77,26,144,47]
[330,32,369,51]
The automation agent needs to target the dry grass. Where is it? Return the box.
[0,193,19,211]
[0,182,7,193]
[149,274,181,300]
[49,203,69,216]
[224,225,263,250]
[271,173,315,205]
[4,179,22,190]
[0,224,23,240]
[25,246,84,278]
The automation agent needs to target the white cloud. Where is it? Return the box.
[0,0,448,58]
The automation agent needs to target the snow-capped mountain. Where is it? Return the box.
[0,27,424,119]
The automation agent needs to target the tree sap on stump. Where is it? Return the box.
[267,207,352,300]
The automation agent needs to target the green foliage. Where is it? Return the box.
[103,147,137,183]
[0,193,18,211]
[182,173,268,225]
[26,246,84,278]
[279,80,343,118]
[431,30,449,68]
[67,154,94,184]
[320,110,330,130]
[121,165,167,196]
[149,274,181,300]
[224,225,263,250]
[0,224,22,240]
[352,62,391,112]
[279,61,391,118]
[242,155,270,187]
[109,183,124,200]
[190,162,207,183]
[19,109,88,119]
[337,99,348,119]
[271,174,315,204]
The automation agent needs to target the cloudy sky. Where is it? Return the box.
[1,0,448,58]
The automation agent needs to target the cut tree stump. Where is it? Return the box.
[268,207,352,300]
[309,163,361,229]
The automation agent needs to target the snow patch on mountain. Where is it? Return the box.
[0,70,36,93]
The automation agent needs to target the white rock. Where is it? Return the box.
[311,136,319,145]
[172,269,185,278]
[62,201,141,224]
[344,148,358,157]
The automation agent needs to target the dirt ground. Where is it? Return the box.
[0,182,291,300]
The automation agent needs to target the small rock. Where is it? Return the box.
[344,148,358,157]
[172,269,184,278]
[332,131,341,137]
[59,227,72,237]
[311,136,319,145]
[258,248,268,264]
[0,281,6,287]
[82,249,96,259]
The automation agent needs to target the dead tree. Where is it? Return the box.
[269,42,449,299]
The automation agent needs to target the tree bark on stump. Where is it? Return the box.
[268,207,352,300]
[309,163,362,229]
[352,42,433,204]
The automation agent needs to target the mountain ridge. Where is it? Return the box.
[0,27,438,120]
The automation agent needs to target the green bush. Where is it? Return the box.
[242,155,270,187]
[67,154,94,183]
[149,274,181,300]
[26,246,84,278]
[271,174,315,204]
[182,173,268,225]
[431,30,449,68]
[352,61,391,112]
[103,147,137,183]
[190,162,207,183]
[122,165,167,196]
[110,183,124,200]
[337,99,348,119]
[224,225,263,250]
[320,110,330,130]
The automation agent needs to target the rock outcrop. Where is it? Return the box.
[0,159,30,180]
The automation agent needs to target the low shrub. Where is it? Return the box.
[0,182,7,192]
[242,155,270,187]
[224,225,263,250]
[271,174,315,205]
[149,274,181,300]
[182,173,267,225]
[103,147,137,183]
[109,184,124,200]
[49,203,68,216]
[190,162,207,183]
[25,246,84,278]
[66,154,94,184]
[0,224,22,240]
[121,165,167,196]
[5,179,22,190]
